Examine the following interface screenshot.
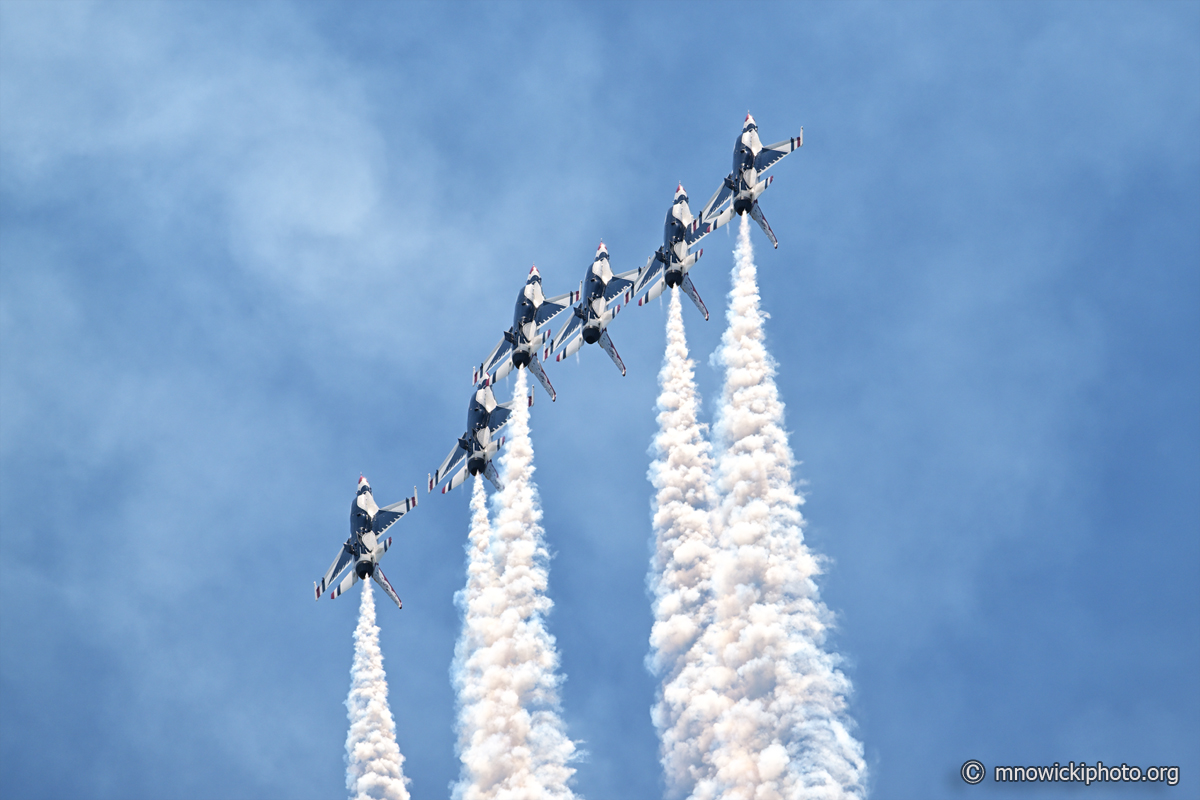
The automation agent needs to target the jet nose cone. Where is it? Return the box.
[675,183,688,200]
[596,241,608,256]
[358,475,370,488]
[528,264,541,280]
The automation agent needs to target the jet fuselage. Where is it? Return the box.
[350,481,381,579]
[579,247,616,344]
[464,386,499,475]
[730,120,762,215]
[507,272,546,368]
[660,187,699,289]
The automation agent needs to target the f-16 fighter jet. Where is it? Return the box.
[429,382,530,494]
[314,476,416,610]
[473,265,579,401]
[697,113,803,249]
[632,184,711,320]
[550,242,638,376]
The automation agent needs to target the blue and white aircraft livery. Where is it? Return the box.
[550,242,638,376]
[633,184,711,320]
[698,113,803,248]
[316,112,806,601]
[314,476,415,609]
[429,382,529,494]
[473,265,578,401]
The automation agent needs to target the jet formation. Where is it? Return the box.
[315,114,802,608]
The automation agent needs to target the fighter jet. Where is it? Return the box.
[549,243,638,376]
[314,476,416,610]
[631,184,711,319]
[429,382,530,494]
[473,265,579,401]
[697,113,803,248]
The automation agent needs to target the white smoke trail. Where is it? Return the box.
[346,580,412,800]
[693,216,867,799]
[452,368,577,800]
[646,288,722,798]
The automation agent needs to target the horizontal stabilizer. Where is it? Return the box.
[483,460,503,491]
[556,332,585,362]
[330,569,359,600]
[431,442,468,492]
[493,358,514,383]
[373,567,402,610]
[527,357,556,401]
[680,274,710,321]
[706,205,735,234]
[598,329,626,376]
[749,200,778,248]
[442,465,469,494]
[316,538,354,600]
[552,312,583,355]
[750,174,774,202]
[638,276,665,307]
[633,253,663,297]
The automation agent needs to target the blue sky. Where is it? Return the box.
[1,2,1197,798]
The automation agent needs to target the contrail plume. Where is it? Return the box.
[695,216,867,799]
[345,581,412,800]
[452,369,577,800]
[646,288,721,798]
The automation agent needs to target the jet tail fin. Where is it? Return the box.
[527,357,556,401]
[597,329,627,376]
[373,567,402,610]
[749,200,778,248]
[679,275,710,321]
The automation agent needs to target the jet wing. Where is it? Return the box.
[487,404,513,434]
[431,442,468,490]
[315,538,355,600]
[632,253,664,298]
[683,220,710,249]
[604,267,641,303]
[374,493,417,537]
[534,291,577,327]
[754,133,802,174]
[477,336,513,383]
